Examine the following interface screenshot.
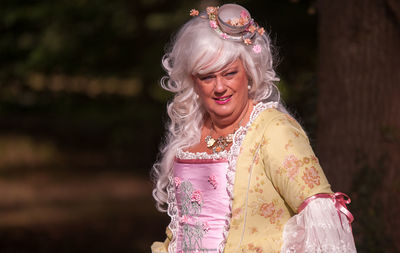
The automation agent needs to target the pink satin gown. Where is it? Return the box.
[173,159,230,253]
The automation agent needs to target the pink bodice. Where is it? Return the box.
[173,159,230,253]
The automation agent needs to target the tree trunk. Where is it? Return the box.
[316,0,400,251]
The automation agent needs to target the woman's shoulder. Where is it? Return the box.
[253,104,298,128]
[253,105,307,140]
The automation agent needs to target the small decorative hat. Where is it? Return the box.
[190,4,265,47]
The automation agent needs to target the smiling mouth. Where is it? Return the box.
[214,95,232,101]
[214,95,232,104]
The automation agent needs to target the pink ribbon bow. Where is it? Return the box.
[298,192,354,228]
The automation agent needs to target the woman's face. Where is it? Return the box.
[192,58,250,126]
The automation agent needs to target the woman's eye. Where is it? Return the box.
[199,75,213,81]
[225,71,237,76]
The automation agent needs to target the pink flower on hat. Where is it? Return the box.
[240,10,249,19]
[244,38,252,45]
[248,25,257,33]
[206,6,218,15]
[190,9,199,16]
[221,33,228,40]
[209,20,218,29]
[252,44,262,54]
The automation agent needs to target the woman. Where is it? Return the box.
[151,4,356,253]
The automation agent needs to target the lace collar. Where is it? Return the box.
[176,101,278,160]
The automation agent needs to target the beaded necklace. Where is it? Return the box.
[204,103,250,154]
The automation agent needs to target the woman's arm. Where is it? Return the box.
[261,111,357,252]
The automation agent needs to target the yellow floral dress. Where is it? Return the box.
[152,102,334,253]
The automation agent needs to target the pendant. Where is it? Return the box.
[205,136,216,148]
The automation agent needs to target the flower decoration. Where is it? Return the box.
[283,155,301,180]
[208,175,218,189]
[227,10,250,26]
[190,9,199,16]
[252,44,262,54]
[244,38,252,45]
[240,10,248,19]
[259,202,275,218]
[248,25,257,33]
[174,177,182,188]
[206,6,218,15]
[209,20,218,29]
[302,166,321,188]
[188,4,266,47]
[191,189,203,204]
[202,221,210,232]
[179,215,189,224]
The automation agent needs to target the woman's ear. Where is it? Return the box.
[247,77,252,91]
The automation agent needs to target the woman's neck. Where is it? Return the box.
[208,100,254,136]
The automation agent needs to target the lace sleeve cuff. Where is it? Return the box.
[281,196,357,253]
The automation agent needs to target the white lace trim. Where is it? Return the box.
[167,177,178,253]
[166,101,278,253]
[281,198,357,253]
[218,101,277,253]
[176,149,228,160]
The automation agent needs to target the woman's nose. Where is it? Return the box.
[214,76,227,93]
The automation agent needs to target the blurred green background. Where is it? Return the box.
[0,0,387,252]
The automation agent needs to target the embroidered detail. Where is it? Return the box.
[247,243,263,253]
[249,197,284,229]
[208,175,218,189]
[179,215,191,224]
[203,221,210,232]
[302,166,321,188]
[180,180,205,252]
[283,154,301,181]
[181,221,206,252]
[191,189,203,205]
[175,176,182,188]
[181,181,202,215]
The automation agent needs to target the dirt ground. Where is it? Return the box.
[0,172,169,253]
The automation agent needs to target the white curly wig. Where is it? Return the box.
[152,15,285,212]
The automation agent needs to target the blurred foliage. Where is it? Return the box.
[0,0,318,174]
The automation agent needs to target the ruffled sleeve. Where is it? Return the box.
[281,197,357,253]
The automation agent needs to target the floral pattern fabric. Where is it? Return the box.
[223,108,332,252]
